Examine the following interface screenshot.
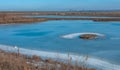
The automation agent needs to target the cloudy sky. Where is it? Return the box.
[0,0,120,11]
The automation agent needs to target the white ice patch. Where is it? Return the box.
[110,37,120,40]
[0,44,120,70]
[61,32,105,39]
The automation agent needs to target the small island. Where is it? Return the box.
[79,34,98,40]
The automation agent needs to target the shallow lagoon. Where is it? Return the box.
[0,20,120,66]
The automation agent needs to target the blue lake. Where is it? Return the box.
[25,15,118,18]
[0,20,120,66]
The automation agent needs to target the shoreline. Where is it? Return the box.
[0,12,120,24]
[0,47,95,70]
[0,44,120,70]
[1,11,120,17]
[0,17,120,24]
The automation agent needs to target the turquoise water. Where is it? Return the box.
[26,15,119,18]
[0,20,120,65]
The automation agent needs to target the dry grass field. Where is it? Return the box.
[0,12,120,24]
[0,49,95,70]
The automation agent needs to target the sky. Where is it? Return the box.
[0,0,120,11]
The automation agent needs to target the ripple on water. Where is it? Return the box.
[13,29,39,33]
[112,23,120,26]
[14,31,53,37]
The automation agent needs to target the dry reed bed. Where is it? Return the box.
[1,12,120,17]
[0,16,120,24]
[1,12,120,24]
[0,49,95,70]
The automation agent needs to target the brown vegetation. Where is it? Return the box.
[0,16,120,24]
[0,12,120,24]
[1,11,120,17]
[0,49,95,70]
[79,34,98,40]
[0,16,48,24]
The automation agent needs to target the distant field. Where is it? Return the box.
[0,11,120,24]
[1,11,120,16]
